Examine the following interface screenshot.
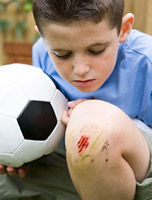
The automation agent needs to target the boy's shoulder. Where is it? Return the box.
[123,29,152,62]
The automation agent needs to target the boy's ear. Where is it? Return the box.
[34,25,40,34]
[119,13,134,43]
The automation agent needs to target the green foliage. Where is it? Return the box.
[0,19,12,30]
[15,20,28,37]
[0,0,33,38]
[24,0,33,12]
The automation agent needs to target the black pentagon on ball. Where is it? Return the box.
[17,101,57,140]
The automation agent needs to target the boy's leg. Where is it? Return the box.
[65,100,150,200]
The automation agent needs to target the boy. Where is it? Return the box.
[0,0,152,199]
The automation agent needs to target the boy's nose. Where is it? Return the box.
[73,60,90,76]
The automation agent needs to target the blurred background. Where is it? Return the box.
[0,0,152,66]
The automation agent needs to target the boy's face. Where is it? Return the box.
[43,20,121,92]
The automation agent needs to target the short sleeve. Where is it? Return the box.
[32,37,47,69]
[138,58,152,127]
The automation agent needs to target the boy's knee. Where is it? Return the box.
[65,100,136,200]
[65,100,127,166]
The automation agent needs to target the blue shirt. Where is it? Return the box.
[32,30,152,126]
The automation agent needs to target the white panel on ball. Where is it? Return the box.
[51,89,68,121]
[0,116,24,153]
[0,153,23,167]
[0,65,19,89]
[44,121,65,155]
[0,85,28,118]
[16,69,56,102]
[14,140,45,163]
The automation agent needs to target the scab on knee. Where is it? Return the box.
[65,121,104,169]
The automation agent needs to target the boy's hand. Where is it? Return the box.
[62,99,86,125]
[0,163,29,178]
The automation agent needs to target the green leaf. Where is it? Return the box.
[0,19,12,30]
[15,20,28,37]
[24,3,32,12]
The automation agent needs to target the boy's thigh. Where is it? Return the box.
[0,144,80,200]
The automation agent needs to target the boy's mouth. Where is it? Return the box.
[73,79,95,87]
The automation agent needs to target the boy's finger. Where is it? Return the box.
[68,101,75,108]
[68,99,86,109]
[0,164,6,174]
[62,110,70,125]
[6,166,17,176]
[18,168,27,178]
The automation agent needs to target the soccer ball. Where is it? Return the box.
[0,63,67,167]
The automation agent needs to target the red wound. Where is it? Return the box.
[77,135,89,153]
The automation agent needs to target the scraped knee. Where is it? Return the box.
[65,100,136,200]
[65,100,127,164]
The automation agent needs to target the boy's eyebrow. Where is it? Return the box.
[50,42,110,52]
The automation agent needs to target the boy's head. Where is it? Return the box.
[32,0,134,93]
[33,0,124,36]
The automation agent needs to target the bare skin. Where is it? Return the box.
[65,100,150,200]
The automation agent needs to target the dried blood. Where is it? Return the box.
[77,135,89,153]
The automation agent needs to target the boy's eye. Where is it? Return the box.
[54,52,71,59]
[88,49,105,55]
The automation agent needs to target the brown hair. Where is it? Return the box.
[33,0,124,35]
